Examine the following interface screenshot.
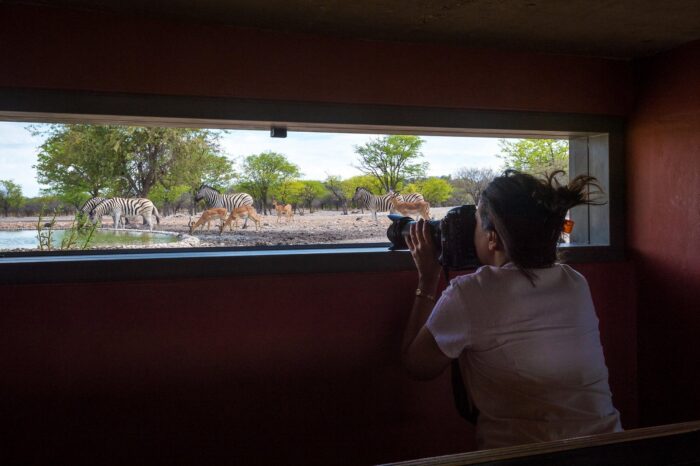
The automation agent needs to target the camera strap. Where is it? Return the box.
[443,266,480,425]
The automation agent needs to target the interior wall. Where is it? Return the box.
[627,40,700,426]
[0,263,636,465]
[0,4,641,464]
[0,4,634,115]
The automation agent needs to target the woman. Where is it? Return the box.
[402,170,622,449]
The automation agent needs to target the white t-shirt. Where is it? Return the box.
[426,263,622,450]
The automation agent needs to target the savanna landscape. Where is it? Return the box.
[0,123,568,252]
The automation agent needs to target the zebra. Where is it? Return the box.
[80,197,128,227]
[395,191,425,204]
[352,187,426,222]
[352,187,400,222]
[195,185,254,228]
[88,197,161,231]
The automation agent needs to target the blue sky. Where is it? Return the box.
[0,121,506,197]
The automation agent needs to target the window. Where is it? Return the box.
[0,89,623,283]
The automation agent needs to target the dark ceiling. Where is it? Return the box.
[6,0,700,58]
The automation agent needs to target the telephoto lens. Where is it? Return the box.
[387,205,480,270]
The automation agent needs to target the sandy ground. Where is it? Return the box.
[0,207,455,249]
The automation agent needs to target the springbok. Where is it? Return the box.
[188,207,228,234]
[272,200,293,223]
[221,205,262,232]
[388,192,431,221]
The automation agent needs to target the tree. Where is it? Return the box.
[410,177,453,206]
[452,167,498,205]
[238,151,301,214]
[498,139,568,176]
[115,126,230,197]
[33,124,233,207]
[324,175,351,214]
[345,174,383,194]
[33,124,121,205]
[0,179,24,216]
[148,184,192,216]
[354,135,428,192]
[298,180,326,213]
[270,179,305,211]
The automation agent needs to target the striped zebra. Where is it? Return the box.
[88,197,161,231]
[80,197,128,227]
[352,187,399,222]
[81,197,107,216]
[395,192,425,203]
[352,187,426,222]
[195,185,254,228]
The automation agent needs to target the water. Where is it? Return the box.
[0,229,178,250]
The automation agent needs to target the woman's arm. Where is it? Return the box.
[401,220,451,380]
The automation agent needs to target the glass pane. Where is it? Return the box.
[0,121,575,253]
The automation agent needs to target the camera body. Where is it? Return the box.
[387,205,480,270]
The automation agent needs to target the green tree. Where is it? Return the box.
[354,135,428,192]
[270,179,305,208]
[498,139,568,175]
[239,151,301,214]
[298,180,326,213]
[411,177,453,206]
[33,124,121,205]
[0,179,24,216]
[452,167,498,205]
[33,124,233,207]
[115,126,229,197]
[345,174,383,194]
[148,184,192,216]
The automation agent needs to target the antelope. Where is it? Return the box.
[221,205,262,232]
[188,207,228,234]
[272,199,293,223]
[388,192,431,221]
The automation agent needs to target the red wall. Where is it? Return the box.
[0,264,636,465]
[627,40,700,426]
[0,4,633,114]
[0,4,641,464]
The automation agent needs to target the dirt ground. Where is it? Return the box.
[0,207,454,249]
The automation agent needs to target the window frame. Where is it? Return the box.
[0,88,625,284]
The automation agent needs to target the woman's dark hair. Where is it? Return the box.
[479,170,603,282]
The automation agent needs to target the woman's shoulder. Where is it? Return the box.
[553,263,589,284]
[450,263,589,288]
[449,264,504,289]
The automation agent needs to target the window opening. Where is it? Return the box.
[0,120,610,255]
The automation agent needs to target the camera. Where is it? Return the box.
[387,205,480,270]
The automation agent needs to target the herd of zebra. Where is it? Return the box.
[79,186,254,232]
[78,185,427,233]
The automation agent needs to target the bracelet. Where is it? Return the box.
[415,288,436,302]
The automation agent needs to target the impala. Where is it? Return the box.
[272,200,293,223]
[188,207,228,234]
[221,205,262,232]
[388,192,431,221]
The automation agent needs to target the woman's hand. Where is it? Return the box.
[406,219,441,286]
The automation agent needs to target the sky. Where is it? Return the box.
[0,121,507,197]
